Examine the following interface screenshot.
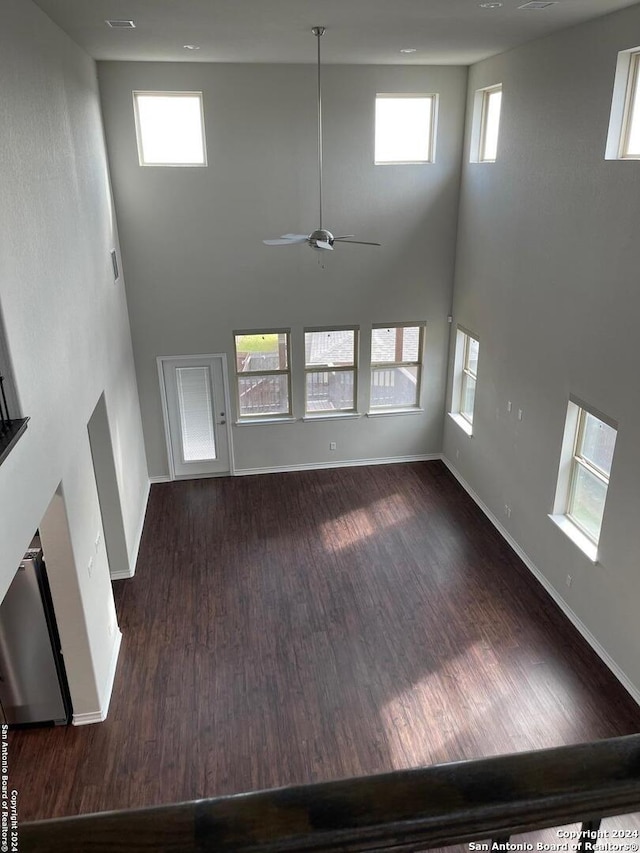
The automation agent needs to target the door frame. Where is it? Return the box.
[157,353,236,480]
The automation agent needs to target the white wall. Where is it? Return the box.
[0,0,148,717]
[97,62,468,476]
[444,5,640,693]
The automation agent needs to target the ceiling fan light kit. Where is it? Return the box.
[263,27,381,253]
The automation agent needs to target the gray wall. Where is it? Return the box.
[97,62,468,476]
[0,0,149,716]
[444,5,640,692]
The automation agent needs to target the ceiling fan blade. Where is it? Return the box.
[263,238,305,246]
[280,234,310,242]
[334,239,382,246]
[315,241,333,250]
[332,235,355,240]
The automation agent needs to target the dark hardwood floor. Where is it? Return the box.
[9,461,640,822]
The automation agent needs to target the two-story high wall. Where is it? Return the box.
[97,61,468,477]
[0,0,149,720]
[444,4,640,698]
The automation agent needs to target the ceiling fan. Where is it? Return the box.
[263,27,381,252]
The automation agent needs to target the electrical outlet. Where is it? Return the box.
[566,574,573,588]
[518,408,523,421]
[507,401,512,413]
[504,504,512,518]
[329,441,337,450]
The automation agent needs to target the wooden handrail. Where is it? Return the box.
[20,733,640,853]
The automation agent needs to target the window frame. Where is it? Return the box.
[374,94,438,165]
[566,408,614,543]
[369,322,425,411]
[233,329,292,421]
[620,51,640,159]
[458,333,479,426]
[449,327,479,436]
[478,84,503,163]
[132,90,208,168]
[303,326,359,416]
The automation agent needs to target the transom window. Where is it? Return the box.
[374,95,437,164]
[620,51,640,158]
[370,324,424,410]
[479,85,502,162]
[304,328,358,415]
[133,91,207,166]
[566,408,617,544]
[234,331,291,419]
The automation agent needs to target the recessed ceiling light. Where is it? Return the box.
[105,19,136,28]
[183,44,201,50]
[400,48,417,54]
[479,2,503,7]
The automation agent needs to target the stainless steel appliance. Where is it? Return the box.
[0,545,72,727]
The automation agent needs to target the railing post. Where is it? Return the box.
[577,819,602,853]
[0,375,10,433]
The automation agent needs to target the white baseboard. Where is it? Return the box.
[234,453,440,477]
[149,475,171,484]
[441,456,640,707]
[72,629,122,726]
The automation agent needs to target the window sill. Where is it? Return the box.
[448,412,473,436]
[0,418,29,467]
[303,413,361,422]
[235,416,297,426]
[548,514,598,563]
[366,408,424,418]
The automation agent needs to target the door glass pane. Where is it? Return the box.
[237,374,289,417]
[176,367,217,462]
[306,371,355,412]
[579,413,616,476]
[569,464,607,541]
[370,366,419,408]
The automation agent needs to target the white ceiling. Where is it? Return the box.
[34,0,639,65]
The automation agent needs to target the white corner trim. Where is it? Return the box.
[112,477,151,580]
[234,453,440,477]
[441,455,640,708]
[149,474,171,484]
[72,629,122,726]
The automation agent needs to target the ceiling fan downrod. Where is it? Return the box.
[312,26,325,231]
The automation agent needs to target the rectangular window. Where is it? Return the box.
[551,400,618,558]
[479,85,502,162]
[375,95,437,164]
[567,408,617,543]
[470,84,502,163]
[304,328,358,415]
[234,331,291,419]
[370,324,424,410]
[133,91,207,166]
[449,328,479,436]
[621,52,640,158]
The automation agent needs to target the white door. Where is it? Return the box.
[160,356,231,478]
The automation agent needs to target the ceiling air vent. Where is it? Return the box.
[518,1,557,7]
[105,19,136,28]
